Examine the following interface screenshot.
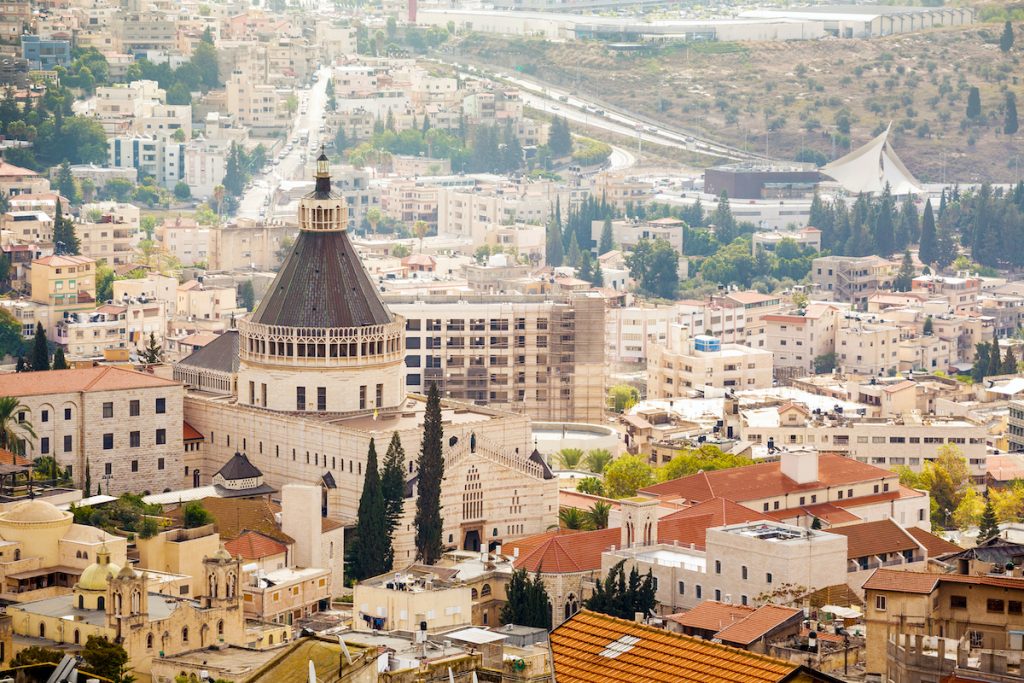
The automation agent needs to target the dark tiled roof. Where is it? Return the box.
[250,229,392,328]
[177,330,239,373]
[530,449,555,479]
[215,452,262,481]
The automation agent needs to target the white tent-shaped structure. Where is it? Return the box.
[820,123,923,196]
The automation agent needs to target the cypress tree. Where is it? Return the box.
[52,200,80,255]
[923,316,933,336]
[348,438,389,581]
[598,217,614,255]
[500,568,552,629]
[546,203,563,267]
[1005,92,1019,135]
[84,458,91,498]
[31,322,49,371]
[381,431,406,537]
[897,193,919,248]
[1003,346,1018,375]
[1000,20,1014,53]
[919,199,938,265]
[873,184,896,256]
[967,87,982,120]
[973,342,991,382]
[414,384,444,564]
[52,346,68,370]
[988,342,1003,377]
[566,231,581,268]
[893,250,915,291]
[978,498,1000,540]
[592,260,604,287]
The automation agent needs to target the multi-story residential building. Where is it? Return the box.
[898,334,954,373]
[1006,400,1024,453]
[605,304,679,367]
[387,294,606,422]
[0,160,50,198]
[183,137,229,200]
[912,273,983,315]
[20,35,70,69]
[1,366,184,495]
[1,211,53,243]
[731,401,989,477]
[353,568,473,633]
[75,203,141,266]
[462,90,524,125]
[208,218,293,272]
[29,254,96,315]
[175,280,244,332]
[112,273,179,313]
[590,216,684,255]
[225,68,292,131]
[979,293,1024,338]
[244,566,331,626]
[381,178,441,229]
[108,135,185,189]
[674,292,784,348]
[118,11,177,53]
[590,171,651,213]
[836,318,901,376]
[647,329,774,397]
[56,300,166,360]
[156,217,210,266]
[435,181,556,245]
[751,226,822,254]
[763,304,840,376]
[811,255,896,305]
[94,80,165,122]
[863,568,1024,682]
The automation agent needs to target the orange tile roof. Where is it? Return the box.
[658,498,764,550]
[0,160,38,177]
[0,448,31,467]
[862,569,939,594]
[183,421,204,442]
[33,254,95,267]
[766,501,861,525]
[826,519,919,560]
[905,527,961,557]
[506,527,620,573]
[714,604,803,646]
[640,453,895,503]
[224,530,288,560]
[167,497,294,545]
[0,366,179,397]
[551,610,800,683]
[666,600,755,633]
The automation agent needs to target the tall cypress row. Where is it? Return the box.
[31,322,49,371]
[348,438,389,581]
[380,431,406,569]
[414,383,444,564]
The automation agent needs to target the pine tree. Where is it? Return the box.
[414,384,444,564]
[56,160,78,204]
[919,199,938,265]
[1000,20,1015,53]
[566,231,582,267]
[973,342,991,382]
[584,559,656,620]
[31,322,49,371]
[923,316,933,336]
[545,215,563,267]
[592,261,604,287]
[1003,345,1018,375]
[897,193,919,248]
[712,192,738,244]
[893,250,915,291]
[385,108,395,133]
[52,346,68,370]
[381,432,406,538]
[500,568,552,629]
[873,184,896,257]
[578,250,594,282]
[935,220,958,271]
[348,438,390,581]
[1005,92,1019,136]
[139,332,162,364]
[52,200,80,255]
[978,498,1000,541]
[598,217,614,255]
[967,87,982,120]
[988,342,1003,378]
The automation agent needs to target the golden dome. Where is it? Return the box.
[0,500,72,524]
[78,546,120,591]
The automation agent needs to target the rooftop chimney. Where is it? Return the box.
[780,449,819,485]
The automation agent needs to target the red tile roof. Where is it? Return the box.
[183,421,204,442]
[0,160,38,177]
[905,527,961,557]
[667,600,755,633]
[506,527,620,573]
[551,610,801,683]
[861,569,939,594]
[826,519,919,560]
[714,604,803,646]
[0,366,179,397]
[658,498,764,550]
[0,448,32,467]
[224,530,288,560]
[767,501,861,525]
[640,453,895,503]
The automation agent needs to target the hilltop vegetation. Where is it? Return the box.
[455,23,1024,181]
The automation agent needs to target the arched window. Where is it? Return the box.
[471,588,479,600]
[146,633,153,649]
[226,572,236,599]
[39,623,45,638]
[217,620,224,636]
[115,593,122,614]
[268,634,274,645]
[78,595,84,609]
[182,627,189,643]
[564,594,580,621]
[131,589,141,614]
[481,584,491,597]
[97,596,105,611]
[73,629,80,645]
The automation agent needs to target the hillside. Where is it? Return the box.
[454,24,1024,182]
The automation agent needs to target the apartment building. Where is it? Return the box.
[76,203,141,266]
[156,217,210,266]
[118,12,177,53]
[29,254,96,315]
[763,304,840,376]
[387,294,606,422]
[244,566,331,626]
[980,293,1024,338]
[733,402,988,477]
[647,329,774,397]
[590,172,651,213]
[676,292,784,348]
[353,569,473,633]
[1,211,53,244]
[0,160,50,198]
[462,90,524,125]
[20,35,70,70]
[751,226,822,254]
[1,366,184,495]
[381,178,441,229]
[56,301,166,360]
[912,274,982,315]
[208,218,293,272]
[836,318,901,376]
[605,304,679,367]
[898,334,954,373]
[112,273,179,314]
[225,68,292,131]
[108,135,185,189]
[863,568,1024,682]
[811,255,896,305]
[183,137,229,200]
[436,182,555,245]
[590,216,684,254]
[175,280,245,332]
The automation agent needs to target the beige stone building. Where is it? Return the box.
[911,273,983,315]
[647,328,774,397]
[836,318,901,376]
[156,217,210,267]
[75,202,141,266]
[244,565,331,626]
[29,254,97,315]
[386,294,606,422]
[209,218,294,272]
[0,160,50,198]
[353,568,473,633]
[763,304,840,376]
[175,280,245,333]
[55,301,166,360]
[1,366,184,495]
[175,158,559,569]
[1,210,53,244]
[811,255,896,305]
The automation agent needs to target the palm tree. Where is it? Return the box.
[586,501,612,530]
[365,207,382,238]
[0,396,36,455]
[556,448,584,470]
[212,184,226,218]
[584,449,614,474]
[413,220,429,253]
[558,506,592,530]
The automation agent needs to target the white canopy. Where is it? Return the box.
[821,123,923,196]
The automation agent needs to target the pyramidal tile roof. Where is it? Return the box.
[0,365,178,397]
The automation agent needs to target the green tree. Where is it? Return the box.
[972,342,992,382]
[237,281,255,311]
[584,449,614,474]
[626,238,679,299]
[559,506,591,530]
[222,143,245,197]
[31,322,49,371]
[548,116,572,157]
[952,486,984,530]
[814,352,837,374]
[0,396,36,455]
[56,160,79,203]
[381,432,406,539]
[1000,20,1015,53]
[966,86,982,120]
[586,501,612,530]
[173,181,191,200]
[656,444,753,482]
[414,384,444,564]
[603,455,654,498]
[1003,345,1018,375]
[11,645,63,666]
[52,199,80,255]
[566,231,582,267]
[0,307,25,360]
[919,199,937,265]
[500,568,552,629]
[191,40,220,90]
[711,192,738,244]
[584,559,656,620]
[81,635,130,682]
[85,457,91,498]
[52,346,68,370]
[598,217,614,254]
[545,213,563,267]
[1005,92,1019,136]
[139,332,163,365]
[924,316,934,335]
[349,438,390,581]
[556,448,584,470]
[935,218,958,271]
[576,477,605,496]
[183,500,212,528]
[978,498,1000,541]
[893,250,915,291]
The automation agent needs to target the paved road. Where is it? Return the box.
[237,65,332,220]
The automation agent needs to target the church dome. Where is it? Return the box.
[78,546,120,591]
[211,547,233,562]
[0,499,72,524]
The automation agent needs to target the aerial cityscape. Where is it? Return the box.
[0,0,1023,681]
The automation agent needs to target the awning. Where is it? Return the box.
[7,566,82,581]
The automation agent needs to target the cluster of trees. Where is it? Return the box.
[546,196,615,276]
[128,29,220,105]
[576,445,753,499]
[501,568,552,629]
[897,444,975,530]
[970,341,1020,381]
[11,323,67,373]
[698,237,818,291]
[553,447,614,473]
[607,384,640,412]
[584,560,657,620]
[808,186,922,259]
[14,636,132,682]
[70,493,167,538]
[354,21,451,57]
[222,142,268,200]
[558,501,611,530]
[547,116,573,158]
[627,239,679,299]
[956,484,1024,537]
[0,84,107,170]
[346,433,407,581]
[0,308,25,361]
[938,183,1024,269]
